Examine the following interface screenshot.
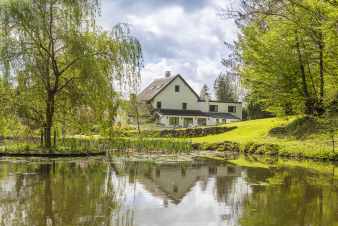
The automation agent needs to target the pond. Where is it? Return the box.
[0,155,337,226]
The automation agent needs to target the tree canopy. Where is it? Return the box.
[200,84,210,101]
[223,0,338,116]
[214,73,239,102]
[0,0,142,148]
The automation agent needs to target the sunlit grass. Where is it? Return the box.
[192,116,296,144]
[192,116,337,159]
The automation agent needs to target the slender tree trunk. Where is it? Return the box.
[317,33,325,114]
[296,35,314,114]
[135,105,141,135]
[40,129,43,146]
[45,91,55,150]
[53,129,57,147]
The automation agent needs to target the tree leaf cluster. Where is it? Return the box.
[0,0,143,147]
[224,0,338,116]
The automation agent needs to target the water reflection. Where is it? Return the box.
[0,160,126,226]
[0,157,337,226]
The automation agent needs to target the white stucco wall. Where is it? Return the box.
[199,102,243,119]
[158,115,208,128]
[151,76,199,110]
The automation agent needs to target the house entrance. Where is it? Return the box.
[197,118,207,126]
[183,118,193,127]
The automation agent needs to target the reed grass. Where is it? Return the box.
[108,137,192,153]
[0,136,193,154]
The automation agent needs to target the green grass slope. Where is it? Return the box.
[192,116,338,159]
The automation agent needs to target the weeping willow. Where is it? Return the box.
[0,0,143,149]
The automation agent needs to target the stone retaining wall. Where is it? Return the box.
[157,126,237,138]
[193,141,338,161]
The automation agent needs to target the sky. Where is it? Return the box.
[98,0,239,95]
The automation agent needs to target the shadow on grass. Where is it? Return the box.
[269,116,337,139]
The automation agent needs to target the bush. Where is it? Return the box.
[244,143,279,155]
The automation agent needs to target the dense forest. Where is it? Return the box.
[223,0,338,117]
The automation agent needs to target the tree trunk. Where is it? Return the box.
[135,105,141,135]
[317,33,325,115]
[296,35,314,115]
[40,129,44,146]
[45,92,55,151]
[53,129,57,147]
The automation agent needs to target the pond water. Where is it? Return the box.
[0,156,337,226]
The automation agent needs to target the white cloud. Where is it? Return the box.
[98,0,239,96]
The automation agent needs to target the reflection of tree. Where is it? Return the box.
[0,160,134,226]
[215,173,251,226]
[216,176,236,202]
[42,164,55,226]
[239,168,338,226]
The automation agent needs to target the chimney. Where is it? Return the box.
[165,71,171,78]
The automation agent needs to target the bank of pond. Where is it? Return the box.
[0,136,337,161]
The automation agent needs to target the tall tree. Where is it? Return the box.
[0,0,142,149]
[214,73,238,102]
[222,0,338,116]
[200,84,210,101]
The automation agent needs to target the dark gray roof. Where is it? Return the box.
[155,109,208,117]
[138,76,176,102]
[207,112,240,120]
[199,100,242,104]
[155,109,239,119]
[138,74,200,102]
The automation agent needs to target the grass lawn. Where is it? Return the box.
[192,117,295,144]
[192,116,338,159]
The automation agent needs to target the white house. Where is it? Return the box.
[138,72,242,128]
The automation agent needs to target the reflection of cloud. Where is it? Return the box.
[124,175,250,226]
[98,0,239,96]
[112,161,249,226]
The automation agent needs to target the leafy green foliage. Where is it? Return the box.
[224,0,338,116]
[0,0,143,148]
[199,84,210,101]
[214,73,239,102]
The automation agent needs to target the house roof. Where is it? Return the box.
[207,112,240,120]
[199,100,242,104]
[155,109,240,119]
[138,76,176,102]
[138,74,200,102]
[155,109,208,117]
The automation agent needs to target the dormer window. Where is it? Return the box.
[182,102,187,110]
[209,105,218,112]
[175,85,180,92]
[156,101,162,109]
[228,106,236,113]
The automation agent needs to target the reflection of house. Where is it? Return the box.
[138,72,242,127]
[113,161,242,204]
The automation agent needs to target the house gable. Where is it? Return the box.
[150,75,200,110]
